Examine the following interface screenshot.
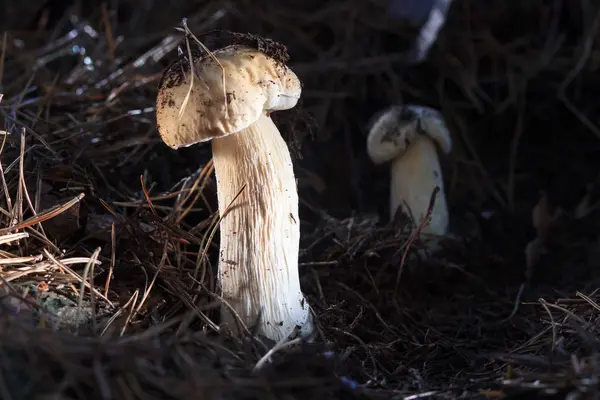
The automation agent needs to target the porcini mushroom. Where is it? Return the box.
[367,104,452,236]
[155,44,313,343]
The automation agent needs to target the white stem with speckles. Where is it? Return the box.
[212,112,313,343]
[390,136,449,236]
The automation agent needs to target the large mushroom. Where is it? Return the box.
[367,104,452,236]
[155,43,313,343]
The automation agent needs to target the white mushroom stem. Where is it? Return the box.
[390,135,449,236]
[211,112,312,342]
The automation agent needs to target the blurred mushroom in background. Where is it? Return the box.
[367,104,452,241]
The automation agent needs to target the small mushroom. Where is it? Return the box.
[367,104,452,236]
[156,44,313,343]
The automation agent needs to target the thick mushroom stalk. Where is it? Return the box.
[156,44,313,342]
[367,105,452,236]
[212,113,310,341]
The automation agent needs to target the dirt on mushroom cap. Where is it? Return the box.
[157,30,311,157]
[220,31,291,65]
[367,105,452,165]
[158,31,289,93]
[155,43,301,149]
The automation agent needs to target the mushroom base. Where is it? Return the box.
[211,113,313,343]
[390,136,449,236]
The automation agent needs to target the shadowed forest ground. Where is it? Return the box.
[1,0,600,399]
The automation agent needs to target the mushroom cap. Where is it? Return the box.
[156,45,302,149]
[366,104,452,165]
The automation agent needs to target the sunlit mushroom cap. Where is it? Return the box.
[156,45,302,149]
[366,104,452,164]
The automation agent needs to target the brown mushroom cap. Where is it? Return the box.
[155,45,302,149]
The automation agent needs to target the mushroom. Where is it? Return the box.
[367,104,452,236]
[155,44,313,343]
